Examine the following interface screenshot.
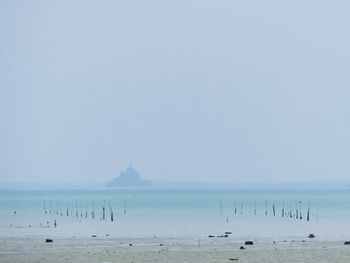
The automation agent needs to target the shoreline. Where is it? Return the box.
[2,223,350,242]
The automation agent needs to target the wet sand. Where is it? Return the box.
[1,236,350,263]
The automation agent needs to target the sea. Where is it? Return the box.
[1,189,350,240]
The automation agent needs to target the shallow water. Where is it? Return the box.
[0,189,350,239]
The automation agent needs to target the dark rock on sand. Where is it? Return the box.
[208,235,215,238]
[45,239,53,243]
[308,234,315,239]
[91,235,97,238]
[245,241,254,245]
[229,258,238,261]
[344,241,350,245]
[225,232,232,235]
[240,246,245,250]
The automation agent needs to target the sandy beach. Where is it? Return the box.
[1,236,350,263]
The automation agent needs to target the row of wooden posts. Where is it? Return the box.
[42,200,127,222]
[219,200,314,221]
[41,199,315,223]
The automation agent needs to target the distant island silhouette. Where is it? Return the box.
[107,165,152,187]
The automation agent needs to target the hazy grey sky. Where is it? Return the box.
[1,0,350,182]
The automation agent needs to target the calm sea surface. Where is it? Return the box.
[1,189,350,240]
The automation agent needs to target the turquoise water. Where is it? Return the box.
[1,189,350,240]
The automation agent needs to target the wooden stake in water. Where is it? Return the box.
[265,201,267,216]
[234,201,237,214]
[103,200,106,220]
[109,203,114,222]
[299,201,302,220]
[307,202,310,221]
[124,200,127,214]
[91,201,95,219]
[254,202,256,215]
[49,201,52,214]
[75,200,78,218]
[43,200,47,214]
[295,201,298,219]
[282,201,284,218]
[272,203,275,216]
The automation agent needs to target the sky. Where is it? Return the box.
[1,0,350,183]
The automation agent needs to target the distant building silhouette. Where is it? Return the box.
[107,165,152,187]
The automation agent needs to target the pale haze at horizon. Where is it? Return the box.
[1,0,350,183]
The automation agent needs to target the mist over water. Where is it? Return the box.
[1,1,350,183]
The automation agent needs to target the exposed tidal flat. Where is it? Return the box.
[1,237,350,263]
[1,189,350,262]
